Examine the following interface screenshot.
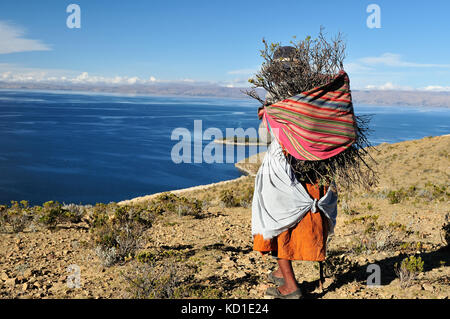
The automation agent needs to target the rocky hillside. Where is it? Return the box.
[0,135,449,299]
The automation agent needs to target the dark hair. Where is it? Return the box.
[273,46,296,60]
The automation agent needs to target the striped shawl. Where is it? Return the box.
[260,70,356,161]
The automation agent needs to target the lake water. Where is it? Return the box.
[0,89,449,205]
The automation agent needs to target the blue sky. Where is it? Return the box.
[0,0,450,90]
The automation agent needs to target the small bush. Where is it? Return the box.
[219,187,254,208]
[92,205,154,267]
[95,246,118,267]
[88,203,111,228]
[3,201,33,233]
[62,203,86,223]
[238,187,254,208]
[394,255,424,288]
[37,201,65,228]
[345,215,379,226]
[147,193,203,218]
[387,190,405,204]
[388,222,407,233]
[0,205,7,232]
[323,254,358,277]
[219,189,237,208]
[386,186,420,204]
[122,261,190,299]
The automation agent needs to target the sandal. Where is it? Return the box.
[265,287,303,299]
[267,271,285,286]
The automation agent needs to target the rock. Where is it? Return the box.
[22,283,28,291]
[0,272,9,281]
[23,269,33,279]
[421,283,434,292]
[357,257,367,264]
[348,285,360,293]
[5,278,17,286]
[380,292,393,299]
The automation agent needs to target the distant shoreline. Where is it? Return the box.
[1,84,450,108]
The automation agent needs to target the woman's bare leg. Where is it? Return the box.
[276,258,299,294]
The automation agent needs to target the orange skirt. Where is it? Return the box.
[253,182,329,261]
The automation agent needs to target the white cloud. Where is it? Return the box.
[421,85,450,92]
[0,21,51,54]
[364,82,414,91]
[227,68,258,75]
[358,53,450,68]
[219,77,251,88]
[346,53,450,91]
[0,64,160,85]
[344,62,374,74]
[68,72,159,85]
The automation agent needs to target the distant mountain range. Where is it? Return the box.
[1,81,449,108]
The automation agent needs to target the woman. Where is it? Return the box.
[251,70,357,299]
[252,131,337,299]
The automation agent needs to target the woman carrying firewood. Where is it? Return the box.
[247,31,377,299]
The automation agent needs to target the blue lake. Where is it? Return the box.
[0,89,449,205]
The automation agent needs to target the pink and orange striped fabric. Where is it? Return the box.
[261,71,357,161]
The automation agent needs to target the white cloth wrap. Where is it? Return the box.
[251,137,338,240]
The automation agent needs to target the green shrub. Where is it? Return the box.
[89,203,110,228]
[62,203,86,223]
[344,215,379,225]
[386,186,420,204]
[37,201,65,228]
[387,190,404,204]
[92,204,154,267]
[394,255,424,288]
[122,260,191,299]
[0,204,7,232]
[388,222,407,232]
[3,200,33,233]
[238,187,254,208]
[219,187,254,208]
[219,189,237,207]
[146,193,203,218]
